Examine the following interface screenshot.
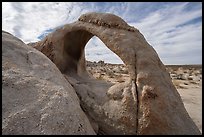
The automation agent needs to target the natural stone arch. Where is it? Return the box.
[34,12,201,135]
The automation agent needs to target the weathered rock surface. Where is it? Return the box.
[2,31,95,135]
[86,62,202,133]
[33,12,201,135]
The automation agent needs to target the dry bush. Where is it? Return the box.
[107,71,115,78]
[116,74,125,83]
[96,74,104,80]
[172,80,182,88]
[189,81,199,85]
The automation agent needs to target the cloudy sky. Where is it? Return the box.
[2,2,202,65]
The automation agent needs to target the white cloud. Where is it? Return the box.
[2,2,202,65]
[2,2,84,43]
[129,3,202,65]
[85,36,124,64]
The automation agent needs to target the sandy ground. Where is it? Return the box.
[177,81,202,133]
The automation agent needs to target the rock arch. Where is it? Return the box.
[34,12,200,135]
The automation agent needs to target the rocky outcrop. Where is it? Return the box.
[33,12,201,135]
[2,31,95,135]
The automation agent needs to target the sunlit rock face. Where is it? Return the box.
[2,12,201,135]
[2,31,95,135]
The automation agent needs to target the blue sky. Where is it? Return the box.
[2,2,202,65]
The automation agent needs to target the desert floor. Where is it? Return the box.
[177,82,202,133]
[87,61,202,133]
